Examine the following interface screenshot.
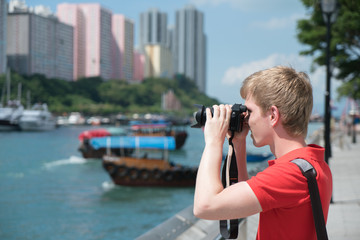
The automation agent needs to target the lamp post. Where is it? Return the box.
[321,0,337,165]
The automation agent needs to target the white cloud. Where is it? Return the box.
[188,0,301,11]
[189,0,247,8]
[251,13,304,30]
[188,0,272,11]
[221,53,310,85]
[220,53,345,116]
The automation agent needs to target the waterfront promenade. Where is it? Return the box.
[137,131,360,239]
[326,132,360,239]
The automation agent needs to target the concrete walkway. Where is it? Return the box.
[326,133,360,239]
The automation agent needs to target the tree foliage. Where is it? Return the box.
[0,71,219,116]
[297,0,360,100]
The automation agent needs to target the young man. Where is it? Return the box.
[193,66,333,239]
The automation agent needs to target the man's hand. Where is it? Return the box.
[203,104,231,146]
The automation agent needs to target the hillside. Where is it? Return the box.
[0,72,219,117]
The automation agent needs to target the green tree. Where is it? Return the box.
[297,0,360,100]
[71,76,103,102]
[0,70,219,116]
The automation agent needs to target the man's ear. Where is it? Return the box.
[269,105,280,127]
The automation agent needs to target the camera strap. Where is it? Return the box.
[219,132,239,239]
[291,158,328,240]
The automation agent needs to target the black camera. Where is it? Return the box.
[191,104,247,132]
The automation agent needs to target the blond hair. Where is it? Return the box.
[240,66,313,137]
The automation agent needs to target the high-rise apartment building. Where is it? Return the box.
[144,44,173,79]
[55,20,74,81]
[139,8,173,80]
[112,14,134,81]
[133,49,144,82]
[0,0,7,74]
[57,3,112,80]
[7,9,73,81]
[139,8,168,53]
[166,26,175,54]
[174,5,206,92]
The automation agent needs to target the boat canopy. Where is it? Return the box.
[78,127,128,141]
[90,136,176,150]
[106,127,128,136]
[130,123,169,130]
[78,128,111,141]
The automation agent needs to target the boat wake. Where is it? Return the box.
[44,155,87,169]
[101,181,116,191]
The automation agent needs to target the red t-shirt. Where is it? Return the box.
[247,144,333,240]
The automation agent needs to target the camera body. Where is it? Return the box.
[191,104,247,132]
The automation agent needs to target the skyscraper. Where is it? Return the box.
[0,0,7,74]
[174,5,206,92]
[112,14,134,81]
[139,8,174,79]
[133,49,144,82]
[139,8,168,53]
[144,44,173,78]
[55,20,74,81]
[7,7,73,81]
[57,3,112,80]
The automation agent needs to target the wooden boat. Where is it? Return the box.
[78,122,188,158]
[130,123,188,149]
[78,127,129,158]
[101,136,197,187]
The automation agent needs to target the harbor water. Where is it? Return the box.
[0,123,322,240]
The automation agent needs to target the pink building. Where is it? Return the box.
[56,4,84,80]
[57,3,112,80]
[162,89,181,111]
[112,14,134,81]
[133,50,144,82]
[111,14,123,80]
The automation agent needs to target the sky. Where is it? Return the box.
[23,0,348,117]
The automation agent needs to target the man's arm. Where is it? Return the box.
[233,137,249,181]
[193,105,262,220]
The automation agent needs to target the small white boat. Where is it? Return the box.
[0,100,24,131]
[0,69,24,131]
[56,116,69,126]
[68,112,85,125]
[19,103,56,131]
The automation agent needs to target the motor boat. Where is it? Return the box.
[19,103,56,131]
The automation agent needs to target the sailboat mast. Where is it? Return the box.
[6,68,10,104]
[17,82,22,102]
[26,90,31,109]
[0,83,4,106]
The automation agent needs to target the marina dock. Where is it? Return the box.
[137,130,360,239]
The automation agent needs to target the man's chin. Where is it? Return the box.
[251,136,264,148]
[250,134,257,146]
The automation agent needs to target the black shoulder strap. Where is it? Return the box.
[219,135,239,239]
[291,159,329,240]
